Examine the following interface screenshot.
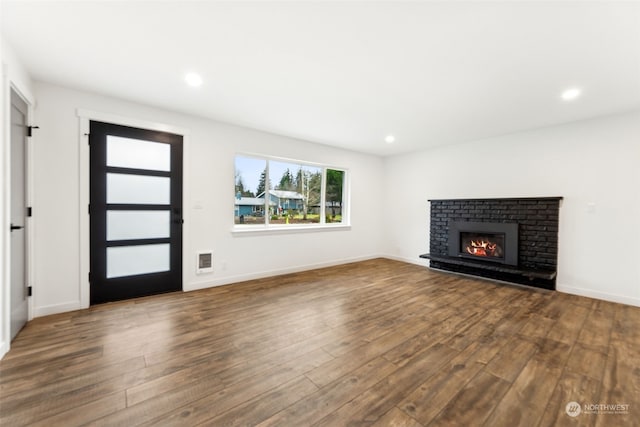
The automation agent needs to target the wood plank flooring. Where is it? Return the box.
[1,259,639,426]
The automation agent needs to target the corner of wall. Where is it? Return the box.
[381,253,430,268]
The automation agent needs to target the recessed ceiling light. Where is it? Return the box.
[561,87,581,101]
[185,72,203,87]
[385,135,396,144]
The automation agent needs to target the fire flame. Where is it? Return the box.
[466,240,498,257]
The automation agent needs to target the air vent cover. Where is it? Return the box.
[196,251,213,274]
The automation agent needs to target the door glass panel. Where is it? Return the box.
[107,173,170,204]
[107,210,170,241]
[107,135,171,171]
[107,243,170,278]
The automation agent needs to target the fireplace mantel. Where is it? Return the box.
[427,196,563,203]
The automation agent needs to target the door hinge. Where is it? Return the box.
[88,272,91,283]
[27,126,40,137]
[88,204,91,214]
[27,286,32,297]
[27,206,33,217]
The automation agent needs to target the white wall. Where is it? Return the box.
[1,37,35,358]
[31,82,384,317]
[384,111,640,307]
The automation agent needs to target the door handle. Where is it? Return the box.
[10,224,24,231]
[172,209,183,224]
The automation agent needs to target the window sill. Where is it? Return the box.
[231,223,351,236]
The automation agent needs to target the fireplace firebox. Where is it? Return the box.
[460,232,504,259]
[448,221,518,266]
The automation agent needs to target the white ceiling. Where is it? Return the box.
[2,1,640,156]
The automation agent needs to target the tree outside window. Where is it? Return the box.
[234,155,346,227]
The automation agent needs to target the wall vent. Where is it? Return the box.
[196,251,213,274]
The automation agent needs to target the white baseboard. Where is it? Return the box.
[0,340,8,360]
[185,254,383,292]
[382,254,430,267]
[28,259,639,322]
[34,301,82,317]
[556,284,640,308]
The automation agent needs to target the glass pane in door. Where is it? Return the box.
[107,210,170,241]
[107,135,171,171]
[106,243,170,278]
[107,173,170,204]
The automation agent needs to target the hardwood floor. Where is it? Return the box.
[1,259,639,426]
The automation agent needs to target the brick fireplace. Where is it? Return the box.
[420,197,562,290]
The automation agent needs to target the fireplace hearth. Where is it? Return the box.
[420,197,562,290]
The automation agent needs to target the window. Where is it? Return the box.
[234,155,347,228]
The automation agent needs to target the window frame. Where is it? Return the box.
[232,153,350,234]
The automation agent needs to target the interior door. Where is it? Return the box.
[89,121,183,304]
[10,89,29,340]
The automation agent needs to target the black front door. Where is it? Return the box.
[89,121,183,304]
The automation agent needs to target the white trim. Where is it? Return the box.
[557,284,640,308]
[182,132,191,297]
[339,167,350,227]
[320,166,327,224]
[76,109,189,308]
[232,224,351,236]
[185,254,381,292]
[76,109,189,136]
[78,118,90,308]
[25,97,35,322]
[34,300,82,318]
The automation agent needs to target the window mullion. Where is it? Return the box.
[320,167,327,224]
[265,161,270,226]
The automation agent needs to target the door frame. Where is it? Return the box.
[77,109,190,309]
